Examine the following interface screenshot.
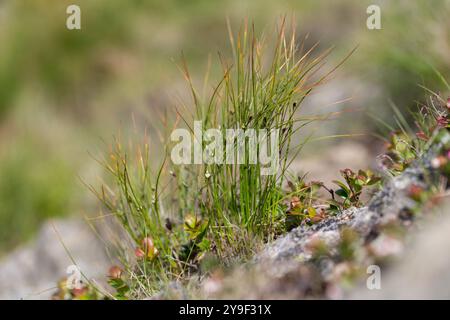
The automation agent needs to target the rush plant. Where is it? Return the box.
[92,20,346,298]
[173,20,337,251]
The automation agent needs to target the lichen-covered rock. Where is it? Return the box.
[349,201,450,299]
[258,138,444,268]
[207,131,450,299]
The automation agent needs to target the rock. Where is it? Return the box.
[257,139,441,270]
[349,201,450,299]
[0,218,110,300]
[206,133,449,299]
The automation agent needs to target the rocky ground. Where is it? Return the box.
[350,203,450,299]
[1,135,449,300]
[197,132,450,299]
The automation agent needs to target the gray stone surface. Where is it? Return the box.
[349,202,450,299]
[239,134,450,298]
[0,219,110,300]
[257,159,431,274]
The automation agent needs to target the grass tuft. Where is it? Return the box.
[92,19,341,298]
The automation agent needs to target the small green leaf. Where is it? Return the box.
[335,188,348,199]
[196,238,211,251]
[333,180,351,194]
[367,176,381,185]
[307,206,316,217]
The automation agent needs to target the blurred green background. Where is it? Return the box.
[0,0,449,255]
